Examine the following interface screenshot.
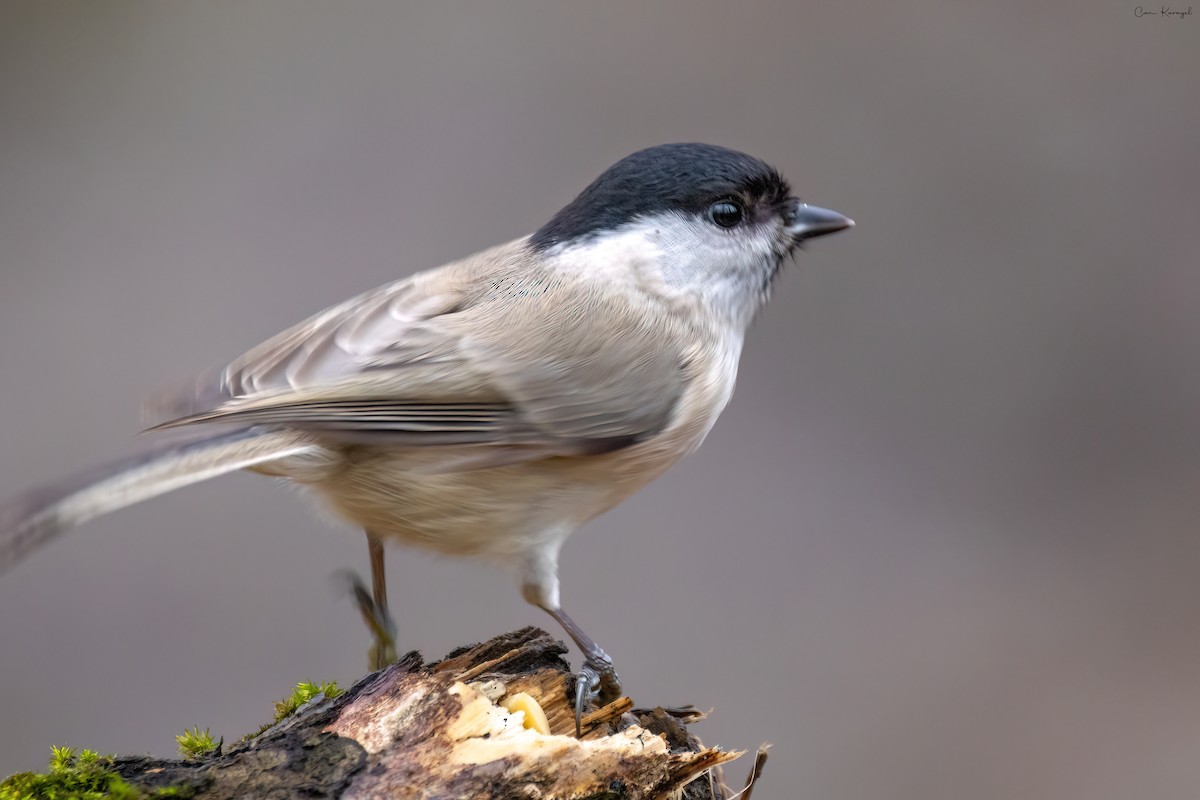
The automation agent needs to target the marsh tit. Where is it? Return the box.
[0,143,852,731]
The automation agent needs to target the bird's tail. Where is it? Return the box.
[0,427,322,575]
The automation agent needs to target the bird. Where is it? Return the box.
[0,142,852,732]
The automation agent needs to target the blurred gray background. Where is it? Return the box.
[1,2,1198,797]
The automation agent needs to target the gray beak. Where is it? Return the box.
[788,203,855,242]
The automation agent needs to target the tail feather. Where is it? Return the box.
[0,427,322,575]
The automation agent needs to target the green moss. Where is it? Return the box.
[272,680,345,722]
[0,747,200,800]
[4,678,346,795]
[174,727,218,760]
[1,747,140,800]
[237,679,346,744]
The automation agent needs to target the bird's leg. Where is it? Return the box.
[368,535,398,669]
[521,542,621,735]
[542,605,622,735]
[349,533,397,671]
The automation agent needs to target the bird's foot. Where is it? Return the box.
[367,629,398,672]
[340,570,399,671]
[573,648,621,736]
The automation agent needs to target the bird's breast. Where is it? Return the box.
[282,327,744,562]
[618,325,743,469]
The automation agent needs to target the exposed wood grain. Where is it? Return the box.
[107,628,750,799]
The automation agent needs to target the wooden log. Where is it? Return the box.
[104,627,757,799]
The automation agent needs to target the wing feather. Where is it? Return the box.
[149,239,692,453]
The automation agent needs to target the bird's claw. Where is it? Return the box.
[573,666,599,737]
[363,601,398,671]
[572,652,621,737]
[340,570,398,671]
[367,626,398,672]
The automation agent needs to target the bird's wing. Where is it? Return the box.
[151,240,692,454]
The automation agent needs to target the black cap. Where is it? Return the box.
[531,143,793,251]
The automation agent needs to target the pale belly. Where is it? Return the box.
[262,329,741,564]
[306,441,683,562]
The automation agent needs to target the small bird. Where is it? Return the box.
[0,143,851,731]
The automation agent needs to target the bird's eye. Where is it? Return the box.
[707,200,744,229]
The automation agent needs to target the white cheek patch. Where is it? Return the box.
[546,212,782,329]
[544,225,661,286]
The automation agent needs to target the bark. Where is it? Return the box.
[108,627,760,799]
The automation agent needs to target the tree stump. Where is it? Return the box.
[104,627,759,799]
